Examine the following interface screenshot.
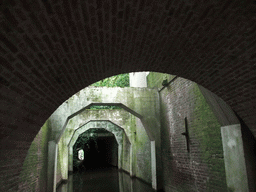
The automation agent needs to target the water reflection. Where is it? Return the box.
[57,168,155,192]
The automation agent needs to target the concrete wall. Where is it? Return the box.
[134,118,152,183]
[62,109,134,175]
[221,124,249,192]
[57,120,126,186]
[48,87,161,189]
[18,86,160,191]
[147,72,229,191]
[17,86,154,190]
[49,87,160,143]
[65,109,136,147]
[20,73,256,192]
[129,72,148,87]
[57,110,152,185]
[2,2,256,191]
[122,132,131,172]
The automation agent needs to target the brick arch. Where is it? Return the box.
[0,0,256,191]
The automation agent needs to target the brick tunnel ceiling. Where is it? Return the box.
[0,1,256,150]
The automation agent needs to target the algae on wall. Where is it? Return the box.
[147,72,175,89]
[56,135,68,184]
[134,119,152,184]
[147,72,227,192]
[122,131,130,172]
[18,120,51,192]
[189,84,227,191]
[23,87,160,189]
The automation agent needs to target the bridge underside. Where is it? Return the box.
[0,0,256,191]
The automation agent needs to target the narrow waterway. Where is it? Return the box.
[56,167,155,192]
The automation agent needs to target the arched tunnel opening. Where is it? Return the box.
[17,72,256,192]
[1,0,256,191]
[73,128,118,172]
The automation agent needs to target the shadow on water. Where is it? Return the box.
[56,167,156,192]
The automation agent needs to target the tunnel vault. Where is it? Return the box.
[1,0,256,191]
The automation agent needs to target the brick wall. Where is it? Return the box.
[148,72,227,191]
[17,120,51,192]
[0,0,256,191]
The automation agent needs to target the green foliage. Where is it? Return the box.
[91,73,129,87]
[190,85,227,190]
[89,73,129,109]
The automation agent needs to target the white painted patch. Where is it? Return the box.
[227,139,236,148]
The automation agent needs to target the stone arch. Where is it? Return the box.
[50,120,134,192]
[49,88,159,189]
[50,88,157,143]
[55,102,144,143]
[68,121,131,172]
[68,120,131,147]
[58,107,137,148]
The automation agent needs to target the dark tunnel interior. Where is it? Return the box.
[73,131,118,171]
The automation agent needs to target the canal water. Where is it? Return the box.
[56,167,155,192]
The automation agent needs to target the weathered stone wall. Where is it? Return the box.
[1,1,256,191]
[49,87,160,144]
[49,87,160,187]
[147,72,228,191]
[58,109,135,180]
[134,119,152,184]
[57,108,152,184]
[18,120,51,192]
[122,132,131,172]
[57,120,126,186]
[19,76,255,192]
